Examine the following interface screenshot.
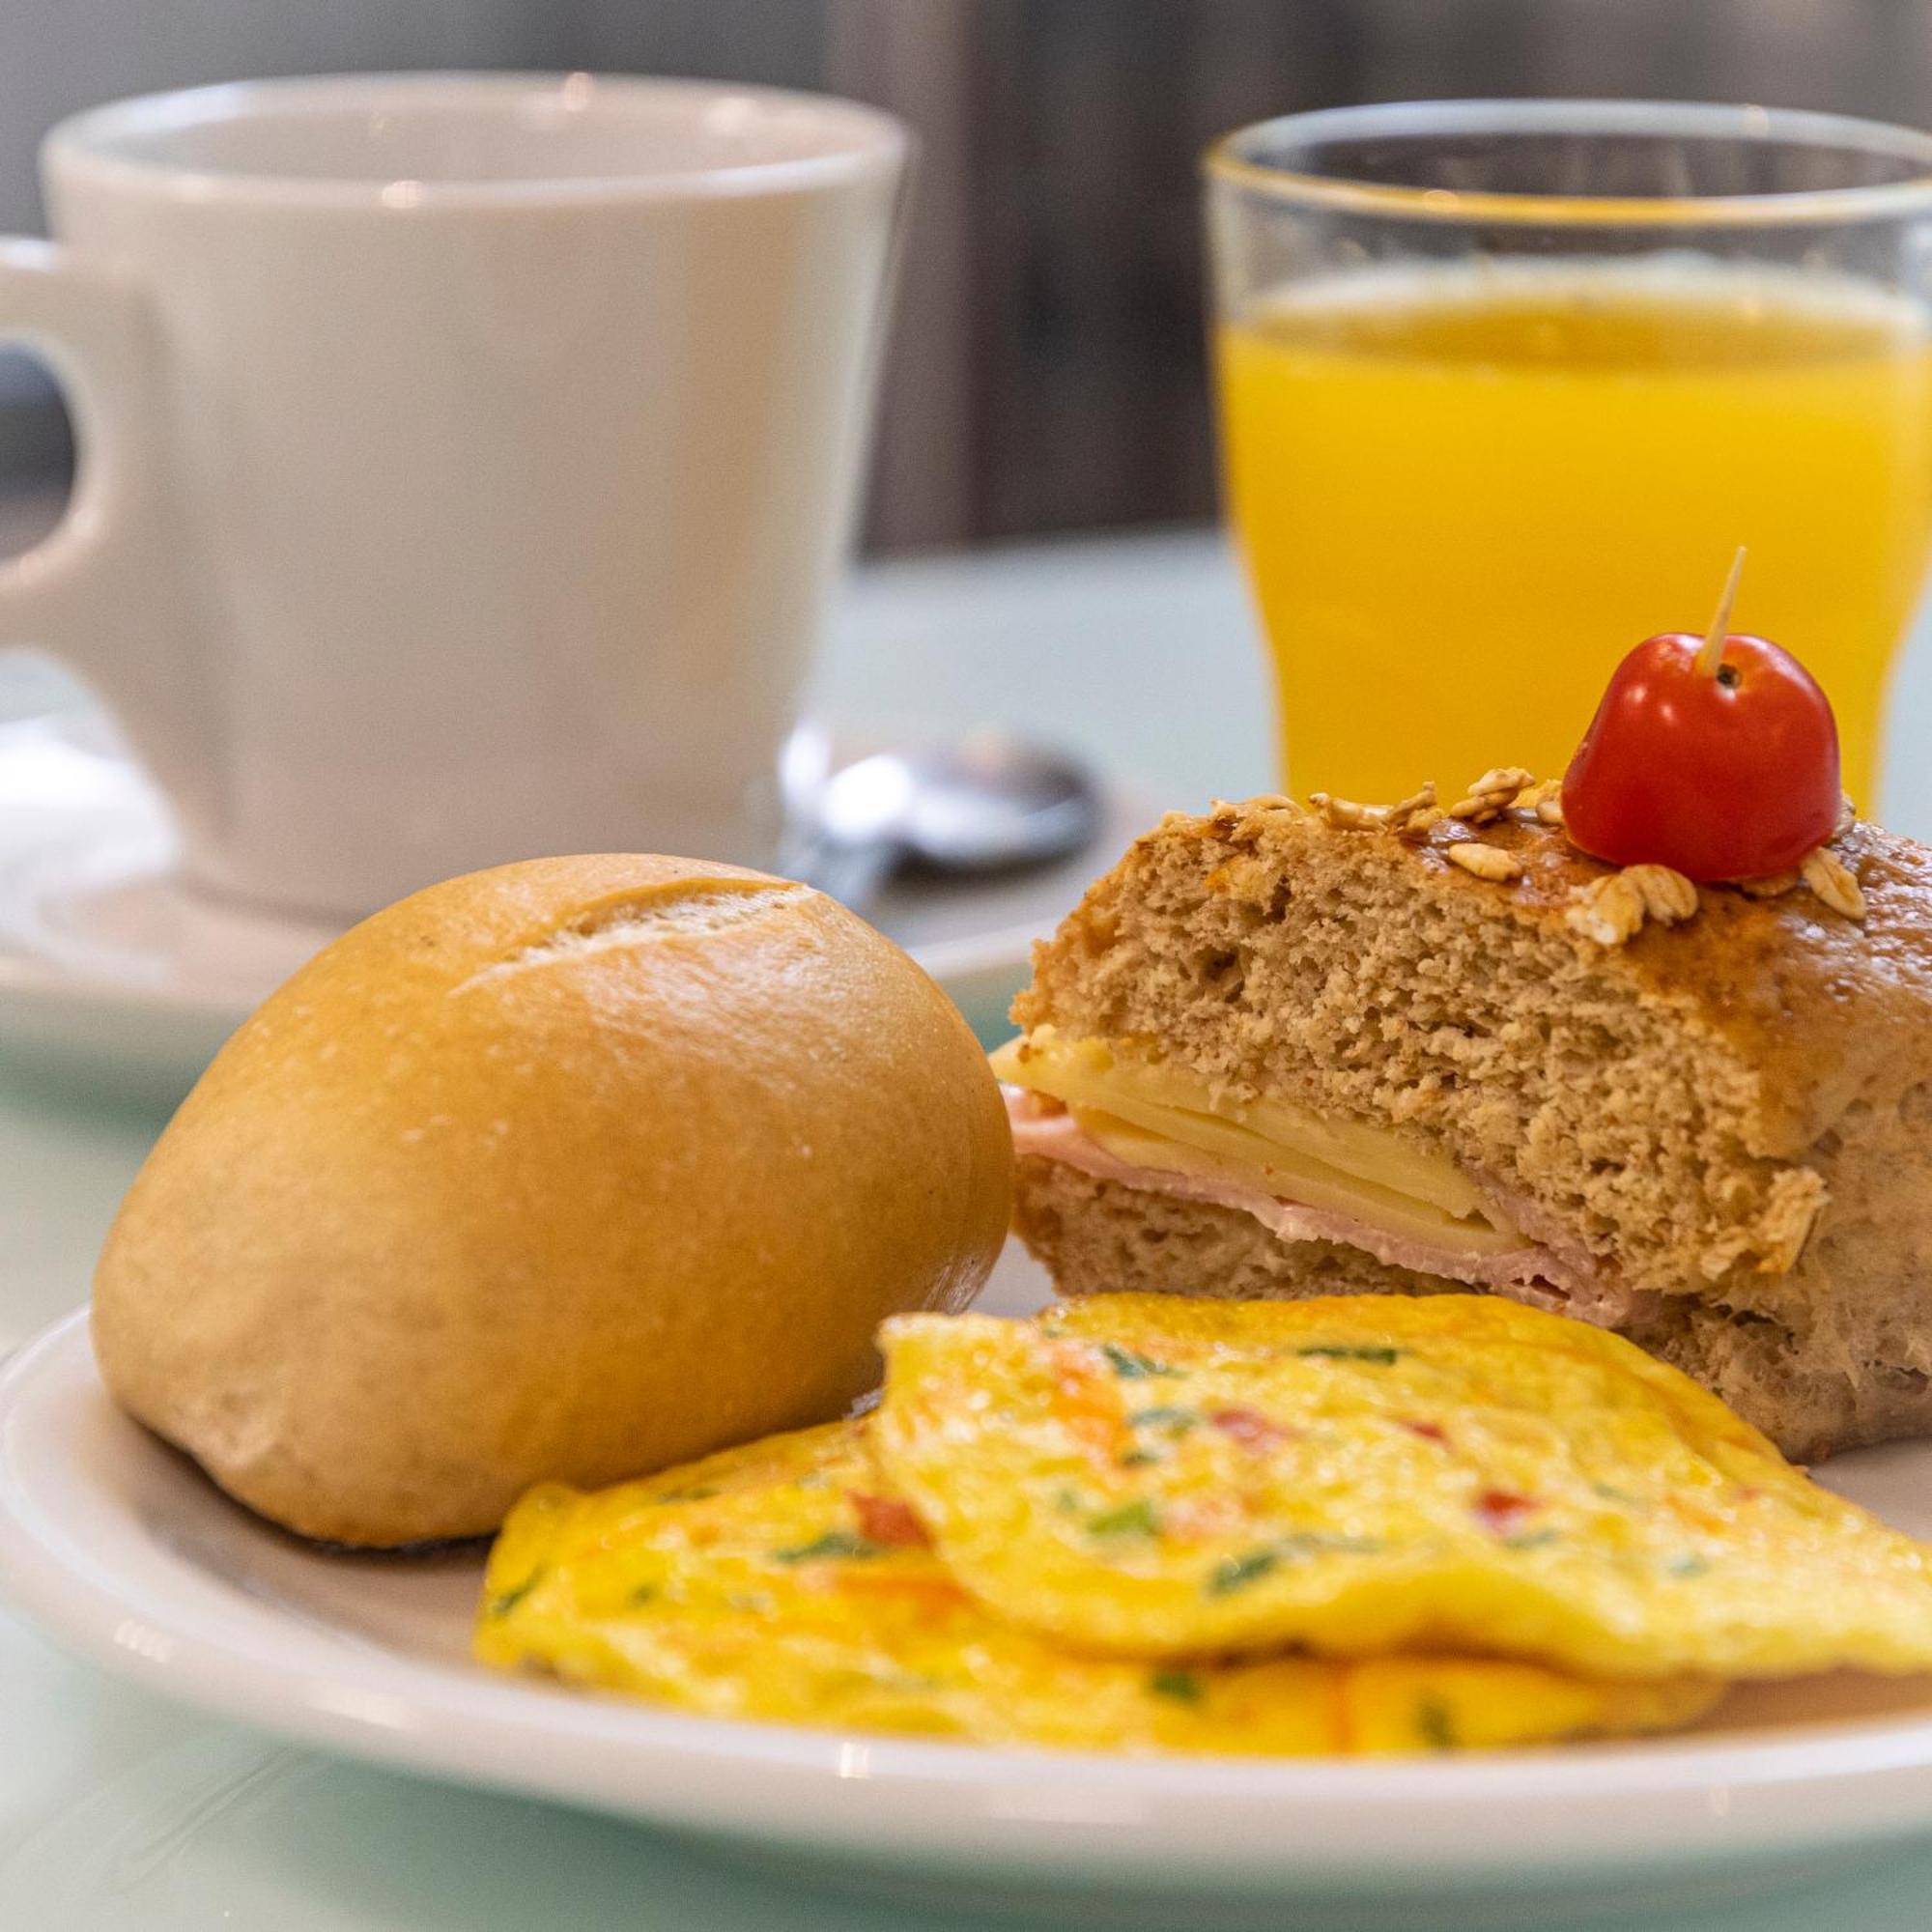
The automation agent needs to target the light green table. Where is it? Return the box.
[3,530,1932,1929]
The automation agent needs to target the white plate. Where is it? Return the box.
[8,1253,1932,1928]
[0,712,1145,1100]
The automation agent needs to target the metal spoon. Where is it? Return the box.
[798,733,1101,914]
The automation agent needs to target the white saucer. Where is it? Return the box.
[0,711,1148,1103]
[9,1245,1932,1929]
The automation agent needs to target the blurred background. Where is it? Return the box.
[3,0,1930,555]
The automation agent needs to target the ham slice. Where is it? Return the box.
[1006,1090,1647,1329]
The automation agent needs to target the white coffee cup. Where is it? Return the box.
[0,73,908,919]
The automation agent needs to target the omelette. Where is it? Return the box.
[873,1293,1932,1679]
[475,1417,1717,1753]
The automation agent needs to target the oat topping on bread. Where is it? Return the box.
[1299,770,1865,934]
[1001,789,1932,1462]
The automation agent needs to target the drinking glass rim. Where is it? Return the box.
[1204,99,1932,226]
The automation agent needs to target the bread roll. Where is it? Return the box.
[998,793,1932,1462]
[93,855,1011,1546]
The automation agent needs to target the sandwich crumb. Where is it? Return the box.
[1206,853,1276,899]
[1755,1167,1830,1274]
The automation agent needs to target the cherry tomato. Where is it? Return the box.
[1561,632,1840,881]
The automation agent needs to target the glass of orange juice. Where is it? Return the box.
[1206,100,1932,810]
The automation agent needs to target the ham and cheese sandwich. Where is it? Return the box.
[995,783,1932,1462]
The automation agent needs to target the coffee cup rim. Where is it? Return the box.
[43,71,909,209]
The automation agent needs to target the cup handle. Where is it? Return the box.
[0,238,176,670]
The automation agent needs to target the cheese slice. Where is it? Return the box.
[991,1027,1519,1259]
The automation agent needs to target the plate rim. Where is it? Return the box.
[9,1313,1932,1892]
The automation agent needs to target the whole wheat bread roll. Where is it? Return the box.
[93,855,1011,1546]
[1002,795,1932,1462]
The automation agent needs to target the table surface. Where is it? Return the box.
[5,527,1932,1929]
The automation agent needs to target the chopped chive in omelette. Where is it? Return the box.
[1295,1345,1402,1365]
[1208,1548,1280,1596]
[486,1568,546,1618]
[1415,1696,1458,1750]
[1208,1535,1383,1596]
[1088,1499,1162,1539]
[1130,1406,1199,1432]
[1149,1669,1205,1704]
[1101,1343,1179,1379]
[774,1529,890,1564]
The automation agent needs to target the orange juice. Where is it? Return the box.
[1215,261,1932,808]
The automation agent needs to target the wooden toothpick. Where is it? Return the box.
[1694,547,1747,679]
